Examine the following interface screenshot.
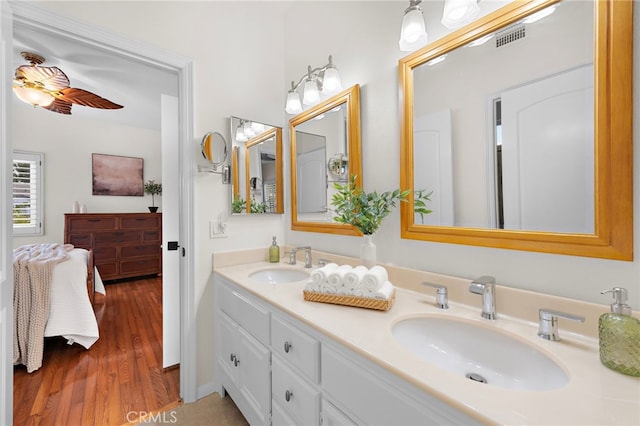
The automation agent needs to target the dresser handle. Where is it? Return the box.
[285,390,293,402]
[284,341,292,353]
[88,219,101,222]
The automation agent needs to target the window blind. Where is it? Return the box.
[13,151,43,235]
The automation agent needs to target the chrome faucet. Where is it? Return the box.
[538,309,585,341]
[468,276,496,320]
[289,246,312,268]
[421,282,449,309]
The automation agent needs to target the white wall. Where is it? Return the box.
[27,0,640,397]
[283,1,640,310]
[12,100,162,248]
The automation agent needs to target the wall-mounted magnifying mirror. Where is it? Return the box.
[399,0,632,259]
[199,131,230,183]
[229,117,283,214]
[290,84,362,235]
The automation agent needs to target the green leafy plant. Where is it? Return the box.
[232,196,246,213]
[250,198,267,214]
[143,180,162,207]
[414,188,433,224]
[332,176,433,234]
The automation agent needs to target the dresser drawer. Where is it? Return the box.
[93,246,117,261]
[95,262,117,280]
[94,231,142,245]
[66,216,117,231]
[67,233,92,247]
[120,215,161,230]
[143,230,161,242]
[120,258,160,275]
[121,244,160,259]
[272,357,320,426]
[271,315,320,383]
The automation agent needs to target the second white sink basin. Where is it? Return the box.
[249,268,309,284]
[392,316,568,391]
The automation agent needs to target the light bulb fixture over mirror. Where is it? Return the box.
[399,0,429,52]
[285,55,343,115]
[441,0,480,29]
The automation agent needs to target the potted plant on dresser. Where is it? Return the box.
[144,180,162,213]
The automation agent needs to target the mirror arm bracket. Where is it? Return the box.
[198,164,231,184]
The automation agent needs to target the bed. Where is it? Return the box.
[13,243,105,373]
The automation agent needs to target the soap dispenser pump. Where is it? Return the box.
[598,287,640,376]
[269,236,280,263]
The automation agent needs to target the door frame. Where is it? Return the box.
[6,1,198,410]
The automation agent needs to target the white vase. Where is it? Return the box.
[360,234,376,268]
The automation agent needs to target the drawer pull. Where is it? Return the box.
[285,390,293,402]
[234,357,240,367]
[284,341,292,353]
[230,353,235,362]
[88,219,101,222]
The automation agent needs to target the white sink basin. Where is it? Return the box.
[249,268,309,284]
[392,317,568,391]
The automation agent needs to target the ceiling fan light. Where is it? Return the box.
[441,0,480,30]
[13,85,55,107]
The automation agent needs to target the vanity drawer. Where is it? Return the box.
[272,356,320,426]
[271,315,320,383]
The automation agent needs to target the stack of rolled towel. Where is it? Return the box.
[304,263,394,300]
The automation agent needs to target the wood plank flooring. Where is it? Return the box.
[13,276,181,426]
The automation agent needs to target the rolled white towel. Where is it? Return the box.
[336,286,352,295]
[343,265,368,290]
[361,265,388,291]
[351,287,370,297]
[371,281,394,300]
[327,264,353,287]
[320,283,338,294]
[304,280,321,292]
[311,262,339,284]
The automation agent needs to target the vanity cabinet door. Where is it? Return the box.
[218,312,239,387]
[321,400,357,426]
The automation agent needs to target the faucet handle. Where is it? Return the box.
[317,258,331,267]
[285,251,296,265]
[421,282,449,309]
[538,308,585,341]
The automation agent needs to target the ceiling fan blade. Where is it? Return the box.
[43,98,72,115]
[15,65,70,91]
[56,87,123,110]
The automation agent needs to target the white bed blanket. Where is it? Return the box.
[44,248,105,349]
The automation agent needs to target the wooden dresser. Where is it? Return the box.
[64,213,162,281]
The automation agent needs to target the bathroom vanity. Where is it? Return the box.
[212,250,640,425]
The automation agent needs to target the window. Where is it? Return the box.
[13,151,43,236]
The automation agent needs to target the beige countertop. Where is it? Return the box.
[213,251,640,426]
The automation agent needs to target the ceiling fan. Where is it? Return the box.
[12,51,124,115]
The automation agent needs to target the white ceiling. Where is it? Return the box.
[12,23,178,130]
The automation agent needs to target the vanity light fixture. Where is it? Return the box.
[399,0,429,52]
[441,0,480,30]
[285,55,342,114]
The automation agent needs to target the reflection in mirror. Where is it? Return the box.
[399,0,632,259]
[230,117,283,214]
[201,131,228,166]
[290,84,362,235]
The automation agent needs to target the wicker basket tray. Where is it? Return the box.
[302,289,395,311]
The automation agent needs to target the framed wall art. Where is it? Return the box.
[92,153,144,196]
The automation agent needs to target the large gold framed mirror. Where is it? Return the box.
[230,116,284,214]
[290,84,362,235]
[399,0,632,259]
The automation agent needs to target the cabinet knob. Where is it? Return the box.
[285,390,293,402]
[284,341,292,353]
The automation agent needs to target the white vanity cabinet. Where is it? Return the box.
[214,273,479,426]
[215,281,271,425]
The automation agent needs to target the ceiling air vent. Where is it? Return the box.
[495,23,526,48]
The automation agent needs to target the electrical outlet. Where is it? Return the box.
[210,220,228,239]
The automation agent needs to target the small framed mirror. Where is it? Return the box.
[290,84,362,235]
[230,117,284,214]
[201,131,228,167]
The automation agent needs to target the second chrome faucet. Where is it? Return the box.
[469,276,496,320]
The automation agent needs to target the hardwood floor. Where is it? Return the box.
[13,276,181,425]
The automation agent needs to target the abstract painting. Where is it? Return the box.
[92,153,144,196]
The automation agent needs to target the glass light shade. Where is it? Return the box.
[235,127,248,142]
[399,8,428,52]
[251,122,265,134]
[302,78,320,106]
[285,91,302,114]
[322,67,342,95]
[441,0,480,30]
[13,86,55,107]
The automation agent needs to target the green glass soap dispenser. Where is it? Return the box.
[269,236,280,263]
[599,287,640,376]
